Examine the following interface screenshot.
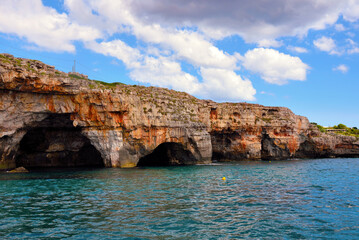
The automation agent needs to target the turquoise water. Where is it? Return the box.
[1,158,359,239]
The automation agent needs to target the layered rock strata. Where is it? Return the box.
[0,54,358,170]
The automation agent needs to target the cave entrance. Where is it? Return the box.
[137,142,197,166]
[15,114,104,169]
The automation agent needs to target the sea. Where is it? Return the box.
[1,158,359,239]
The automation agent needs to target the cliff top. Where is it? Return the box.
[0,53,288,109]
[0,53,305,129]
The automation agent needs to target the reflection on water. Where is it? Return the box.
[1,158,359,239]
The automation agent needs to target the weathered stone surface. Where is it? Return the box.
[0,54,358,170]
[137,142,198,166]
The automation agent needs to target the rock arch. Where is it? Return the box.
[137,142,198,166]
[134,127,212,167]
[15,114,104,169]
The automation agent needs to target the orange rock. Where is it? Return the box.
[0,53,358,170]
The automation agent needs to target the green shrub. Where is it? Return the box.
[311,122,326,133]
[93,80,125,88]
[333,123,348,129]
[69,73,85,79]
[0,55,12,64]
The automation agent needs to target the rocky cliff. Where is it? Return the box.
[1,54,358,170]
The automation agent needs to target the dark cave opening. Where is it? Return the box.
[137,142,197,166]
[15,114,104,169]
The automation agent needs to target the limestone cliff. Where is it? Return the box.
[0,54,358,170]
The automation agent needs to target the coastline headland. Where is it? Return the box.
[1,53,358,170]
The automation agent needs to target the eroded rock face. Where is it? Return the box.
[0,54,358,170]
[137,142,198,166]
[16,114,104,169]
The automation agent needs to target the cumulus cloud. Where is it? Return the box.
[242,48,310,85]
[0,0,254,100]
[87,40,256,101]
[87,40,201,92]
[89,2,238,69]
[313,36,340,55]
[199,68,256,101]
[0,0,101,52]
[3,0,358,101]
[314,37,359,55]
[333,64,349,73]
[130,57,202,94]
[65,0,256,100]
[134,27,238,69]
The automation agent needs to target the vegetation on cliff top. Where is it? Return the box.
[311,122,326,133]
[89,80,125,89]
[331,124,359,137]
[312,122,359,138]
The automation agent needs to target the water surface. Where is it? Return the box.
[1,158,359,239]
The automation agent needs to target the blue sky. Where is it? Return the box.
[0,0,358,127]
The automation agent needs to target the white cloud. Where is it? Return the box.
[2,0,359,54]
[0,0,101,52]
[257,39,283,48]
[260,91,275,96]
[333,64,349,73]
[242,48,310,85]
[335,24,346,31]
[348,47,359,54]
[313,37,359,55]
[87,40,201,93]
[287,46,308,53]
[346,38,356,45]
[199,68,256,101]
[313,36,340,55]
[346,32,355,38]
[342,0,359,22]
[87,40,142,68]
[128,0,349,44]
[136,28,238,69]
[66,1,238,69]
[346,39,359,54]
[65,0,255,100]
[130,57,202,94]
[314,36,335,52]
[66,0,359,46]
[3,0,346,101]
[87,40,256,101]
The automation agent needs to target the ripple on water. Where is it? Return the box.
[1,158,359,239]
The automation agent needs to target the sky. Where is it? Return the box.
[0,0,358,127]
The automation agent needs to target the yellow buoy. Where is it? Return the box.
[222,177,226,181]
